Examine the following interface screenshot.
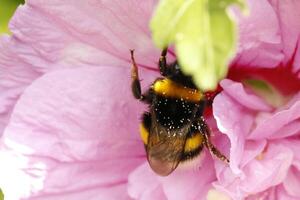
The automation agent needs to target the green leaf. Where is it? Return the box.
[0,0,24,34]
[150,0,245,91]
[0,188,4,200]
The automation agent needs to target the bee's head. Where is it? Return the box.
[167,61,197,89]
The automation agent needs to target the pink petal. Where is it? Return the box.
[129,153,217,200]
[268,0,300,63]
[241,143,293,193]
[245,187,276,200]
[214,140,267,197]
[232,0,300,69]
[240,140,267,168]
[249,94,300,139]
[283,166,300,198]
[0,66,156,199]
[279,139,300,198]
[280,139,300,165]
[213,91,254,175]
[269,119,300,140]
[215,143,293,200]
[33,183,130,200]
[160,154,216,200]
[293,40,300,75]
[276,184,300,200]
[1,0,160,136]
[10,1,160,70]
[232,0,282,68]
[229,0,300,96]
[246,184,299,200]
[0,36,43,136]
[128,163,167,200]
[220,79,273,111]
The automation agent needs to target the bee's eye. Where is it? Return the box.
[184,132,203,153]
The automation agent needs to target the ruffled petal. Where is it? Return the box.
[249,92,300,139]
[278,139,300,198]
[0,66,156,199]
[220,79,273,111]
[241,143,293,194]
[232,0,282,68]
[215,143,293,200]
[214,140,267,197]
[276,184,300,200]
[280,139,300,166]
[268,0,300,63]
[246,184,300,200]
[232,0,300,69]
[213,89,254,175]
[283,166,300,198]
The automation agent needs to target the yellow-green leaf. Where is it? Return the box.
[0,188,4,200]
[150,0,245,91]
[0,0,24,34]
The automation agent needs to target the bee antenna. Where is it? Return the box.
[130,49,136,62]
[161,47,168,57]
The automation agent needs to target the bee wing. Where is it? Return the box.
[146,125,189,176]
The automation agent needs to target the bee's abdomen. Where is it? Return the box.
[181,131,204,161]
[139,112,151,145]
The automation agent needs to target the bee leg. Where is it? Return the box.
[130,50,152,102]
[159,48,169,76]
[198,117,230,163]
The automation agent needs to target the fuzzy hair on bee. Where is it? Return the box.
[130,49,229,176]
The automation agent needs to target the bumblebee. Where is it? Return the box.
[130,49,229,176]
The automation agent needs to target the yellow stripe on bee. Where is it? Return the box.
[184,133,203,152]
[152,79,202,102]
[139,123,149,145]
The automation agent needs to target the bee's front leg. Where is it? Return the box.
[130,50,152,103]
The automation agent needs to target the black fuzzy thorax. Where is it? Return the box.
[152,94,200,129]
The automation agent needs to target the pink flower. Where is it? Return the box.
[0,1,299,200]
[212,0,300,199]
